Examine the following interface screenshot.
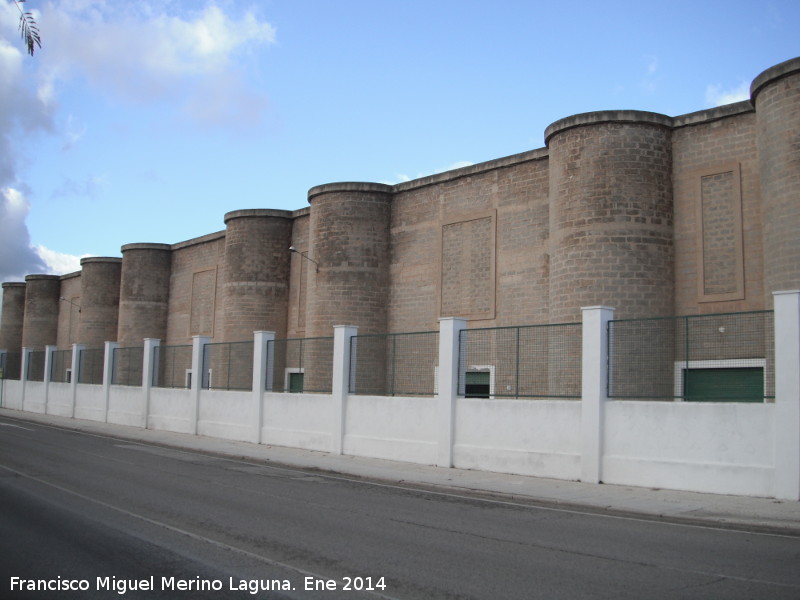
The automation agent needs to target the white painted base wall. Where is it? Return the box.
[73,384,105,422]
[261,392,332,451]
[148,388,192,433]
[4,380,784,498]
[344,395,437,464]
[454,398,582,480]
[46,382,73,417]
[603,401,775,497]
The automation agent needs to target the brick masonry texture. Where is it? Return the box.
[117,244,172,346]
[78,258,121,349]
[2,58,799,351]
[0,283,26,351]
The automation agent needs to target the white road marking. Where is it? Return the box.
[0,422,35,431]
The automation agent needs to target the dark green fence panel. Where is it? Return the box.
[349,331,439,396]
[608,311,774,401]
[458,323,581,399]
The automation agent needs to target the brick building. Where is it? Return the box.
[2,57,799,354]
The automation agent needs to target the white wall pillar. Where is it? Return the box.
[773,290,800,500]
[102,341,119,422]
[189,335,210,435]
[0,350,5,408]
[581,306,615,484]
[43,344,56,414]
[437,317,467,468]
[252,331,274,444]
[70,344,84,418]
[331,325,358,455]
[20,347,32,411]
[141,339,160,429]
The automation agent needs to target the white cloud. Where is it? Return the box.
[705,82,750,107]
[35,245,88,275]
[39,0,277,127]
[638,54,660,95]
[0,13,55,283]
[384,160,475,185]
[0,187,47,281]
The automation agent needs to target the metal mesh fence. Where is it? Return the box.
[1,352,22,380]
[78,348,104,385]
[153,344,192,388]
[50,349,72,383]
[458,323,582,399]
[26,350,46,382]
[268,337,334,393]
[111,346,143,387]
[349,331,439,396]
[608,311,774,401]
[202,341,254,391]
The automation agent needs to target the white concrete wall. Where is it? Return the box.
[23,381,46,414]
[46,382,73,417]
[344,395,438,464]
[454,398,582,479]
[73,384,105,421]
[148,387,193,433]
[603,401,775,496]
[108,386,146,428]
[1,380,23,410]
[198,389,253,442]
[261,392,331,451]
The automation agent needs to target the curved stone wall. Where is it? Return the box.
[0,282,26,352]
[117,243,172,346]
[545,111,675,321]
[21,275,60,349]
[222,209,294,342]
[305,183,392,337]
[78,257,122,348]
[752,57,800,301]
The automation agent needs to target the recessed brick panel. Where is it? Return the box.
[440,214,495,319]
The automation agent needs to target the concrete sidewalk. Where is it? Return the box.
[2,408,799,536]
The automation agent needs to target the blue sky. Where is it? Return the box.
[0,0,798,283]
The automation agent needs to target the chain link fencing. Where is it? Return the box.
[0,352,21,380]
[349,331,439,396]
[202,341,254,391]
[111,346,144,387]
[458,323,582,399]
[78,348,104,384]
[153,344,192,388]
[608,310,774,401]
[50,349,72,383]
[268,337,334,393]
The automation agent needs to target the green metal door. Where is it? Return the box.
[684,367,763,402]
[289,372,304,393]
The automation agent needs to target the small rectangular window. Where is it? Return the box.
[465,371,491,398]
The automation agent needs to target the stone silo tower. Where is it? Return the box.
[0,282,27,352]
[21,275,61,349]
[117,243,172,346]
[751,57,800,301]
[305,183,393,337]
[304,182,392,394]
[221,209,294,342]
[545,111,675,322]
[78,257,122,348]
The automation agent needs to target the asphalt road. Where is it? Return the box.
[0,416,798,600]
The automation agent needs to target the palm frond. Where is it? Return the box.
[15,1,42,56]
